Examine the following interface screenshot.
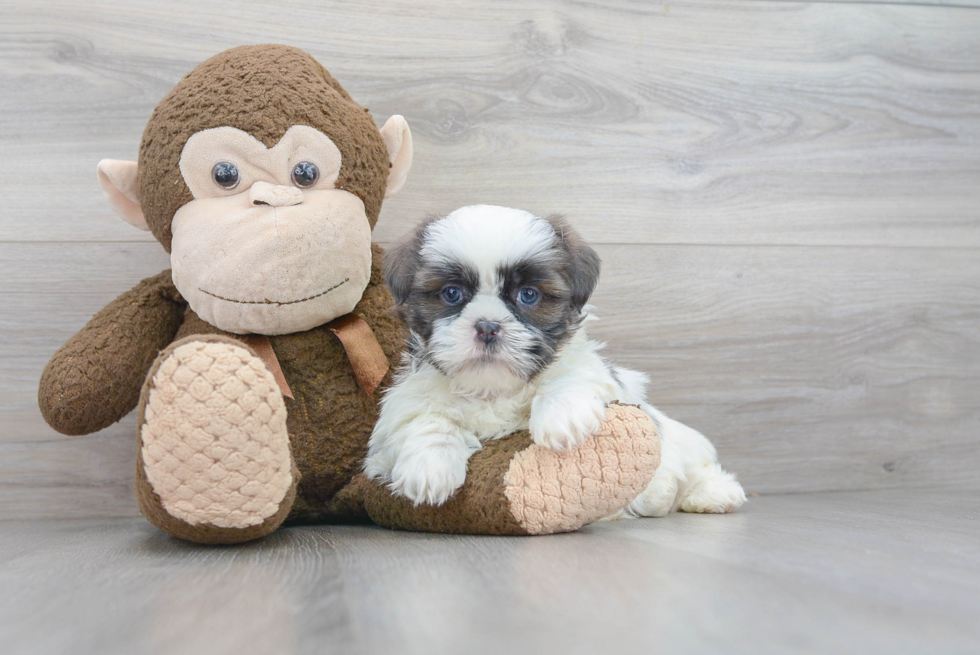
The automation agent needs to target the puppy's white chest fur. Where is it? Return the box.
[448,389,532,441]
[447,329,618,441]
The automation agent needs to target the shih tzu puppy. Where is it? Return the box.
[365,205,746,518]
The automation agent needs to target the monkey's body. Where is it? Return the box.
[168,246,403,526]
[38,255,397,530]
[37,45,661,544]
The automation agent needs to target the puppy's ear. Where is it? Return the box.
[545,214,601,310]
[383,215,440,305]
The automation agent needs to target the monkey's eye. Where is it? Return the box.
[292,161,319,188]
[211,162,240,189]
[441,285,464,306]
[517,287,539,306]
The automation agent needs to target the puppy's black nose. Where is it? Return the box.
[475,320,500,344]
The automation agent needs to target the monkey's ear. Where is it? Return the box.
[380,115,413,198]
[97,159,149,231]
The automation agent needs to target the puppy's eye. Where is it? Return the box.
[212,162,240,189]
[292,161,319,188]
[441,285,464,306]
[517,287,539,306]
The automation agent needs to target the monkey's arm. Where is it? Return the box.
[38,270,185,436]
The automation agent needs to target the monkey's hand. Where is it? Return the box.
[38,270,185,436]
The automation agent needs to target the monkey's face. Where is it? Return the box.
[168,126,372,335]
[96,45,413,336]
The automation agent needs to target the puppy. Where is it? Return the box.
[365,205,746,517]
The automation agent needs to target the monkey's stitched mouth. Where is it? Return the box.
[197,278,349,306]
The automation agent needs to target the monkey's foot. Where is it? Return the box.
[361,403,661,535]
[136,335,297,544]
[503,404,660,534]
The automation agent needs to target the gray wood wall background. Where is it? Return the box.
[1,0,978,520]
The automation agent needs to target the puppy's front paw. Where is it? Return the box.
[388,445,468,507]
[529,390,607,451]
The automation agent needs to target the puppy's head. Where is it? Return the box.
[384,205,600,388]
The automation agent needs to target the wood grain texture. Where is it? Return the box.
[0,0,978,246]
[760,1,980,6]
[3,241,977,517]
[0,243,170,518]
[590,244,980,494]
[2,488,979,655]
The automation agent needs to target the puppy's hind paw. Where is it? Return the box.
[679,470,747,514]
[529,390,606,451]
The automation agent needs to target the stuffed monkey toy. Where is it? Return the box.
[38,45,660,544]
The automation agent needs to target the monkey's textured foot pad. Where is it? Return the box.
[503,404,660,534]
[360,403,660,536]
[136,336,297,544]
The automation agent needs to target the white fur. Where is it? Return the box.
[421,205,557,278]
[365,206,746,515]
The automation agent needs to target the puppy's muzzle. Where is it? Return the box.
[475,320,500,344]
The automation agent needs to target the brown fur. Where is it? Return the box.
[360,432,534,535]
[542,214,602,311]
[38,270,185,436]
[138,44,390,252]
[382,213,445,307]
[166,246,404,527]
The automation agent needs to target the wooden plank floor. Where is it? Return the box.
[1,487,978,655]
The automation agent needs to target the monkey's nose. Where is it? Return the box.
[475,320,500,344]
[249,181,304,207]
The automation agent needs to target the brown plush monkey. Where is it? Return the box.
[38,45,660,544]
